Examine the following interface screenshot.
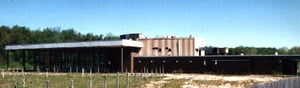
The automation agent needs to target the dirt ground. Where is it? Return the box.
[143,74,286,88]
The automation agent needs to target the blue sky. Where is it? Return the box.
[1,0,299,48]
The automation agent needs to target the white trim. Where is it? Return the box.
[5,40,143,50]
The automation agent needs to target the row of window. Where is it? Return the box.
[138,60,219,65]
[152,47,172,52]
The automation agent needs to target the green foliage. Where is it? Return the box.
[229,46,257,55]
[228,46,300,55]
[288,46,300,54]
[278,47,288,54]
[104,33,120,40]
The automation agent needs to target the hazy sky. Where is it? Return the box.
[1,0,299,48]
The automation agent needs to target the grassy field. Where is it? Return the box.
[0,71,296,88]
[0,72,162,88]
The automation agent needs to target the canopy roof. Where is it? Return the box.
[5,40,143,50]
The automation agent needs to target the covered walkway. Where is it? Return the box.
[5,40,143,73]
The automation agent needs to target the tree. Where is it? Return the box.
[277,47,288,55]
[256,47,277,55]
[232,46,257,55]
[104,33,120,40]
[288,46,300,54]
[9,25,31,44]
[60,29,77,42]
[0,26,11,62]
[85,33,94,41]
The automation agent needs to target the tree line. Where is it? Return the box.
[228,46,300,55]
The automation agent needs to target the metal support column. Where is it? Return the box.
[72,49,74,72]
[78,48,81,70]
[33,50,37,71]
[6,50,9,70]
[22,50,26,71]
[121,47,123,73]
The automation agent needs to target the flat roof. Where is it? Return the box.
[136,55,300,58]
[5,40,143,50]
[135,55,300,60]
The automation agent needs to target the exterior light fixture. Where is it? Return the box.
[150,60,153,63]
[279,60,281,63]
[176,60,179,63]
[214,60,218,65]
[138,60,141,63]
[163,60,166,63]
[189,60,192,63]
[108,61,111,65]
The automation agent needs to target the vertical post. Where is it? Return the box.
[159,67,161,75]
[248,59,251,74]
[130,51,134,73]
[89,67,92,78]
[41,49,44,72]
[71,49,74,73]
[22,50,26,71]
[22,70,26,87]
[2,69,4,78]
[88,79,92,88]
[97,65,100,73]
[53,65,56,73]
[37,65,40,72]
[70,79,74,88]
[51,49,54,72]
[69,66,72,73]
[6,50,9,70]
[116,72,119,88]
[49,50,52,73]
[78,48,82,73]
[155,68,158,76]
[104,76,107,88]
[82,68,84,77]
[46,80,50,88]
[76,66,78,73]
[162,65,165,74]
[134,72,137,87]
[151,69,153,78]
[126,69,129,88]
[141,70,144,83]
[46,70,48,78]
[121,47,124,73]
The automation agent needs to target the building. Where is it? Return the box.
[134,55,300,75]
[5,40,142,73]
[4,33,300,75]
[205,47,229,55]
[120,33,204,56]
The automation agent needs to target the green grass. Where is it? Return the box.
[0,73,162,88]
